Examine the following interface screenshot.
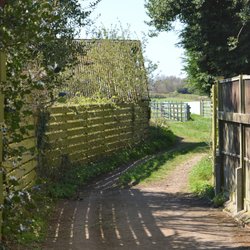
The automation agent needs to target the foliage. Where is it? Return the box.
[213,192,227,207]
[62,39,149,102]
[0,0,99,247]
[0,0,99,149]
[1,0,100,105]
[183,51,214,95]
[150,75,187,93]
[89,22,159,87]
[0,1,100,158]
[2,177,53,249]
[188,155,214,199]
[46,125,176,198]
[145,0,250,94]
[61,22,151,103]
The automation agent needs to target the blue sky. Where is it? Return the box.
[80,0,186,78]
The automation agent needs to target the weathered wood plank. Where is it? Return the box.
[7,159,36,180]
[9,137,36,150]
[19,170,36,190]
[218,111,250,124]
[3,154,36,172]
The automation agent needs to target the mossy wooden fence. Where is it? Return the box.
[214,75,250,219]
[41,102,150,173]
[3,115,37,191]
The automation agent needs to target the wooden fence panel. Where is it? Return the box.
[216,75,250,216]
[42,102,150,172]
[2,97,37,191]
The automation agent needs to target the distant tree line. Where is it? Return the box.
[149,75,188,94]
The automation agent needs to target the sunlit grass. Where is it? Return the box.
[167,114,212,143]
[188,155,214,199]
[119,115,211,186]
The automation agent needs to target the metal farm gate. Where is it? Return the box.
[214,75,250,216]
[150,101,190,121]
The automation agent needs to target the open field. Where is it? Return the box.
[150,92,210,102]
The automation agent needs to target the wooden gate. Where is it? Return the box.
[215,75,250,215]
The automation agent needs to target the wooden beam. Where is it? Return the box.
[218,112,250,124]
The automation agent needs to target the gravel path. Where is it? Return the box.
[43,153,250,250]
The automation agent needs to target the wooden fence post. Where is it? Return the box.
[0,51,6,240]
[212,83,221,194]
[200,100,203,116]
[236,75,244,212]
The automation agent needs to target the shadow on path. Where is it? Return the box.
[42,137,250,250]
[43,187,250,250]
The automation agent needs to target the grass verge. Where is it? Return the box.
[188,155,214,199]
[119,115,211,187]
[119,145,207,187]
[167,114,212,143]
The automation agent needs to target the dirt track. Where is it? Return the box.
[43,153,250,250]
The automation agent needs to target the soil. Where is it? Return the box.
[42,153,250,250]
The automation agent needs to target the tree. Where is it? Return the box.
[0,0,100,137]
[145,0,250,94]
[150,75,186,93]
[0,1,100,243]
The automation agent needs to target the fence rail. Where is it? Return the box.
[150,101,190,121]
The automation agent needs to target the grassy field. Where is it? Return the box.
[150,92,210,102]
[168,114,212,143]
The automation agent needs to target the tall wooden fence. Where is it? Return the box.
[150,101,190,121]
[215,75,250,216]
[42,102,150,173]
